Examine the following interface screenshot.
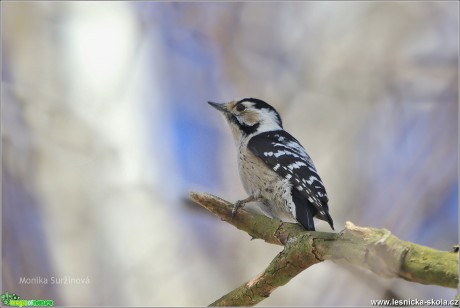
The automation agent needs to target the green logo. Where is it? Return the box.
[1,292,54,307]
[1,292,20,306]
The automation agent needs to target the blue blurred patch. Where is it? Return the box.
[148,5,227,191]
[416,182,458,247]
[171,109,223,191]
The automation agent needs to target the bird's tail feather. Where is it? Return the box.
[292,189,316,231]
[315,205,335,230]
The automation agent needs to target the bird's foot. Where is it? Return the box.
[232,200,245,218]
[232,196,256,218]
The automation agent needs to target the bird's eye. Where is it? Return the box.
[236,104,246,112]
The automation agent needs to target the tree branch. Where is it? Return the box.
[189,192,459,306]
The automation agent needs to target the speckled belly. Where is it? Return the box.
[237,147,297,223]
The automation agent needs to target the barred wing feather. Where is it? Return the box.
[247,130,334,230]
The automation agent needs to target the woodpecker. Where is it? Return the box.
[208,98,334,231]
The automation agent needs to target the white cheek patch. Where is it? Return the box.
[257,109,282,132]
[237,104,260,126]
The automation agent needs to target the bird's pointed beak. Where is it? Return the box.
[208,101,229,114]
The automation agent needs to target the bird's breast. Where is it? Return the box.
[237,146,296,222]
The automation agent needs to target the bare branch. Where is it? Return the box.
[190,192,459,306]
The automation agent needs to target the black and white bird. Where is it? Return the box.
[208,98,334,231]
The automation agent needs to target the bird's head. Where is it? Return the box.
[208,98,283,142]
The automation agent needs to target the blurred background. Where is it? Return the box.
[2,1,458,306]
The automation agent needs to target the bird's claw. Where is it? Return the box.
[232,200,244,218]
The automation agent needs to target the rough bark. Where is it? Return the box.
[189,192,459,307]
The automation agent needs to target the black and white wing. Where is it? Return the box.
[247,130,334,230]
